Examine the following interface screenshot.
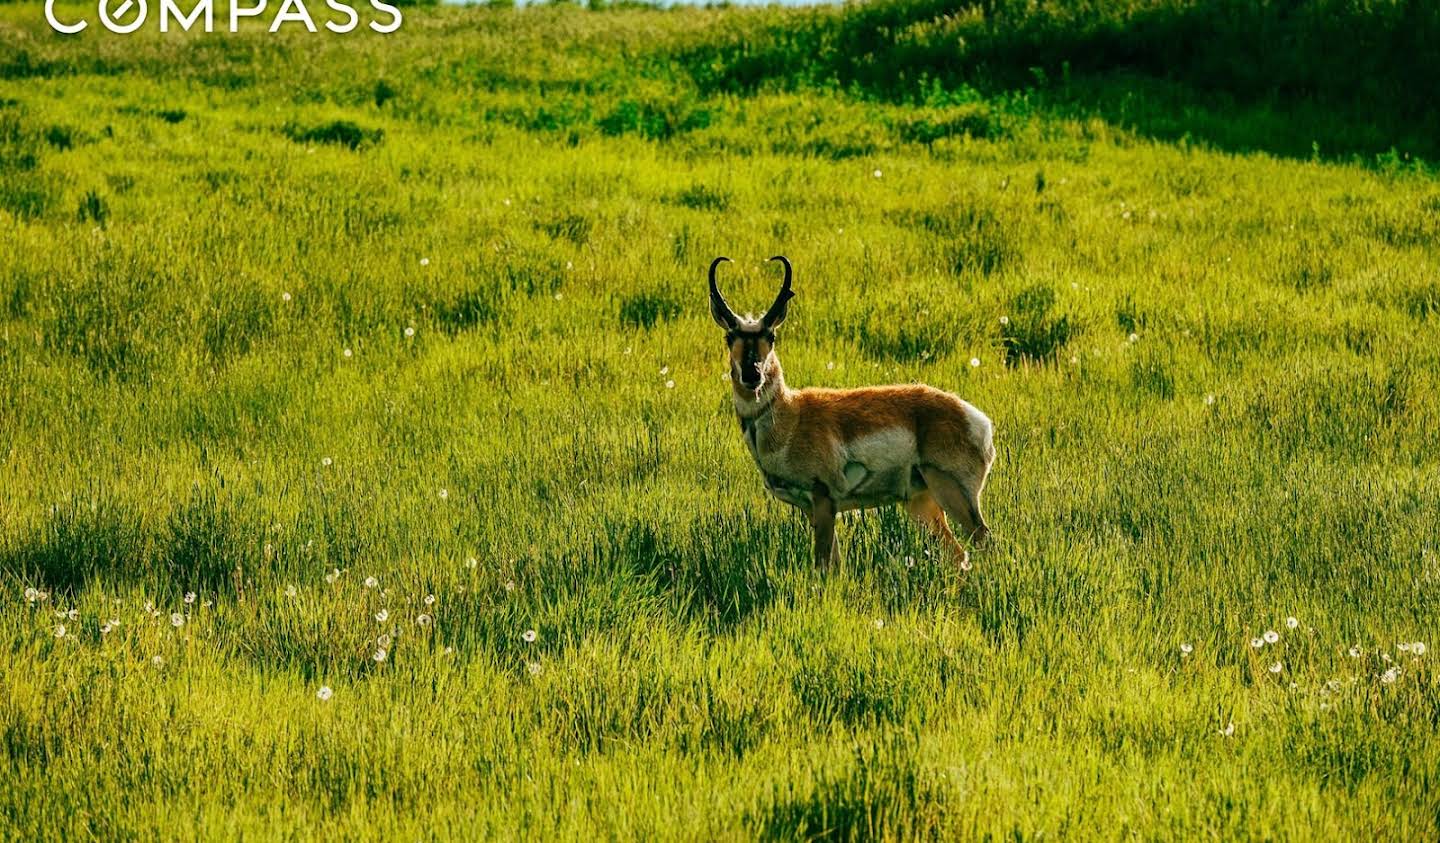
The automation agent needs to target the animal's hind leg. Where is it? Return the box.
[905,492,967,564]
[917,466,990,545]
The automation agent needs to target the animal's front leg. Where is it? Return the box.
[809,482,836,567]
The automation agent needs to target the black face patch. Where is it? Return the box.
[727,330,774,385]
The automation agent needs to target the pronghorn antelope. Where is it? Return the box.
[709,255,996,567]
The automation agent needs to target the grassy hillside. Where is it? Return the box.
[2,2,1439,839]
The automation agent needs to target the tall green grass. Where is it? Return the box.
[1,2,1439,839]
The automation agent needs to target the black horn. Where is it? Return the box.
[762,255,795,328]
[708,256,739,330]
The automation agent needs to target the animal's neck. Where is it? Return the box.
[733,354,788,419]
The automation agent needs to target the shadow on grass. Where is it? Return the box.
[603,509,794,634]
[675,0,1440,163]
[752,733,950,840]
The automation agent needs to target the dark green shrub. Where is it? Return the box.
[282,120,383,150]
[1002,284,1076,365]
[618,291,682,329]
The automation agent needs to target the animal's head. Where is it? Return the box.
[707,255,794,392]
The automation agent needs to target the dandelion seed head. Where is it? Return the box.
[364,576,379,589]
[184,591,196,604]
[101,624,112,635]
[152,655,164,667]
[969,357,980,368]
[1263,630,1280,644]
[417,614,432,627]
[1220,721,1235,737]
[373,648,388,663]
[1128,332,1140,343]
[285,585,298,598]
[874,618,885,630]
[404,326,415,338]
[24,587,38,602]
[1204,393,1216,406]
[66,608,79,621]
[317,685,333,701]
[1398,642,1411,653]
[424,594,436,606]
[170,613,184,628]
[375,609,389,623]
[282,292,292,302]
[1286,617,1299,629]
[522,629,538,643]
[1269,662,1283,674]
[526,661,542,676]
[665,380,675,389]
[1180,643,1194,655]
[419,257,430,267]
[439,489,449,500]
[1348,645,1362,658]
[1381,667,1398,684]
[322,456,332,467]
[872,169,882,179]
[1250,637,1264,649]
[1412,642,1426,656]
[377,633,391,648]
[54,624,66,638]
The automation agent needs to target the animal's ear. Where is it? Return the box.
[708,256,739,331]
[762,255,795,329]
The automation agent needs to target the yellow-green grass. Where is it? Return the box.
[2,3,1438,839]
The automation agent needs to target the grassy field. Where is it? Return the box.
[2,1,1440,838]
